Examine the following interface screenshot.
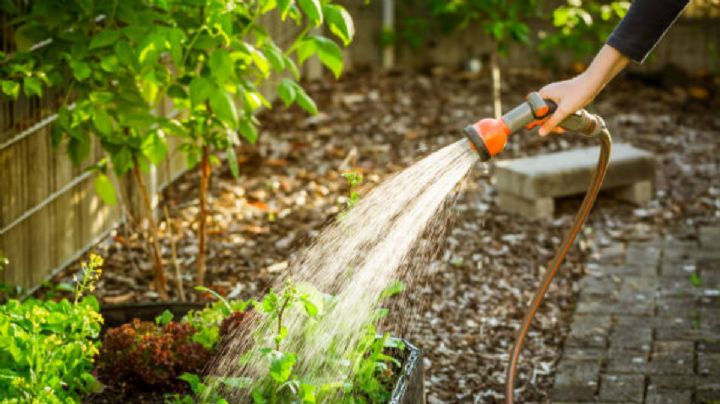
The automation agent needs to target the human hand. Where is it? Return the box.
[537,73,601,136]
[537,45,629,136]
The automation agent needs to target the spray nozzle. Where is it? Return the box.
[464,92,604,161]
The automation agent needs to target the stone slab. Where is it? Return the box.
[597,374,645,403]
[495,143,656,200]
[645,387,691,404]
[552,360,601,402]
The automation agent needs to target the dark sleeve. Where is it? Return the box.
[606,0,690,63]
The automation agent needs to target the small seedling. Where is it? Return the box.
[342,171,364,210]
[690,272,703,288]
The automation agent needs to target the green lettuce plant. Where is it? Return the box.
[0,254,104,402]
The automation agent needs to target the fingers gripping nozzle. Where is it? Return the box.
[464,92,605,161]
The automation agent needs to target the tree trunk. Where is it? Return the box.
[491,48,502,119]
[197,145,211,286]
[164,206,185,302]
[132,159,168,300]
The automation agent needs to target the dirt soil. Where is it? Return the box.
[52,67,719,402]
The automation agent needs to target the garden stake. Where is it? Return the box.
[464,92,612,403]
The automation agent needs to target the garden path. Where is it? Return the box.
[551,225,720,403]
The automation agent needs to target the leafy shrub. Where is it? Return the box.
[0,255,104,402]
[539,0,630,64]
[182,286,253,350]
[0,0,356,291]
[97,319,212,389]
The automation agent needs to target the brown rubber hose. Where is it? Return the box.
[505,128,612,403]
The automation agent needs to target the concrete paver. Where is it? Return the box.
[551,225,720,403]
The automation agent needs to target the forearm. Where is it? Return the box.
[581,45,630,98]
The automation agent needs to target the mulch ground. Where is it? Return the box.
[51,66,718,402]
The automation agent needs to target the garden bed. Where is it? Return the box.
[47,67,719,402]
[87,300,424,403]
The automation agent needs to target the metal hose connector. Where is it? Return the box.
[505,126,612,403]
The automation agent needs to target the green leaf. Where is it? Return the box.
[89,29,121,49]
[141,131,168,165]
[323,4,355,46]
[111,147,134,176]
[269,352,297,383]
[93,108,113,135]
[209,49,235,84]
[298,0,323,25]
[69,60,92,81]
[167,28,185,66]
[262,43,285,72]
[194,286,232,314]
[67,132,91,165]
[690,272,703,287]
[274,325,288,346]
[22,77,42,97]
[178,373,202,392]
[227,146,239,178]
[293,84,317,115]
[155,309,174,326]
[300,296,318,317]
[261,289,279,313]
[100,55,119,72]
[114,41,135,67]
[1,80,19,99]
[209,91,239,129]
[243,91,269,112]
[278,0,294,19]
[167,84,187,99]
[380,280,406,299]
[300,383,317,403]
[296,39,316,65]
[312,36,343,78]
[189,77,213,108]
[13,24,36,52]
[248,46,270,77]
[277,79,296,107]
[238,119,257,144]
[94,174,117,205]
[283,55,300,79]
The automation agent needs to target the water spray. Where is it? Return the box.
[463,92,612,403]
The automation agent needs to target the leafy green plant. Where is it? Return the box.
[162,0,355,285]
[539,0,630,64]
[184,286,253,349]
[0,0,355,293]
[690,271,703,287]
[177,280,408,403]
[342,171,364,210]
[0,254,104,402]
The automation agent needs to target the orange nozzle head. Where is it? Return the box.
[464,118,510,161]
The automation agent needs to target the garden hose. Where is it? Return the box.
[463,93,612,403]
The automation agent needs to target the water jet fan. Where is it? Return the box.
[463,92,612,403]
